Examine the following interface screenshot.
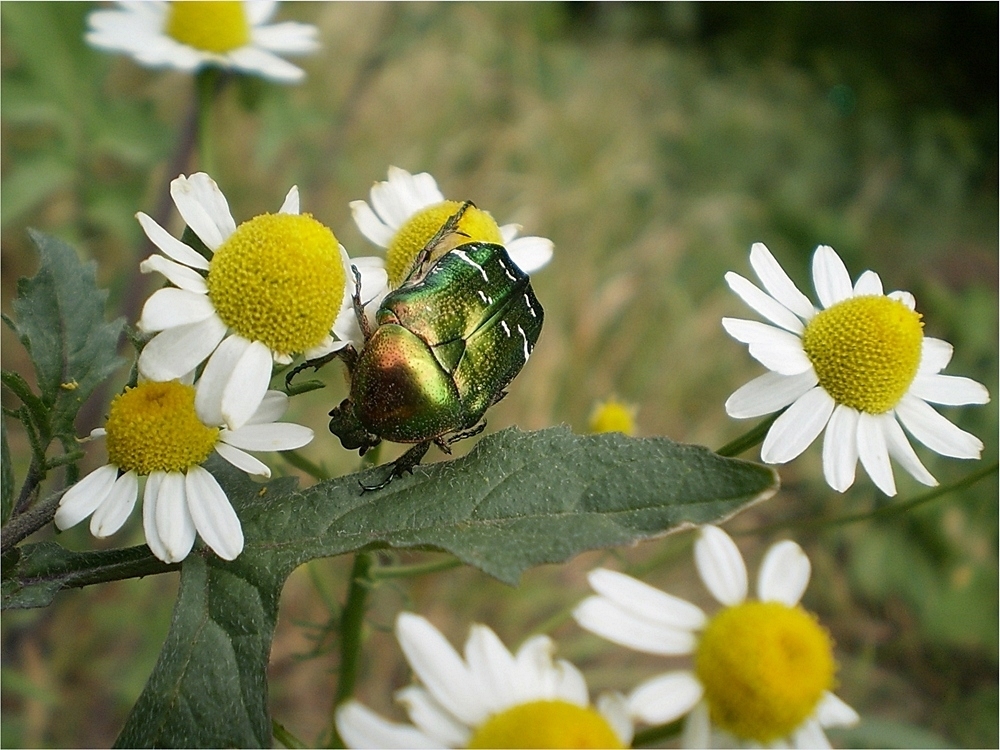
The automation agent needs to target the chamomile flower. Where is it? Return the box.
[589,397,638,435]
[85,1,319,83]
[574,526,860,749]
[350,166,555,288]
[136,172,386,430]
[335,612,633,749]
[54,381,312,564]
[723,243,990,496]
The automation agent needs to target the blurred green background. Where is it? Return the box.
[2,3,996,747]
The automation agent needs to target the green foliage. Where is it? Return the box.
[1,420,12,525]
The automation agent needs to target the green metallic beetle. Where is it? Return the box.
[299,202,544,491]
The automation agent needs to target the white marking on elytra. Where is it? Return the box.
[500,321,511,337]
[477,290,491,305]
[517,325,530,361]
[523,293,537,316]
[452,249,489,282]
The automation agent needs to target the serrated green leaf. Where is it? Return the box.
[1,419,13,525]
[2,428,776,746]
[10,230,125,432]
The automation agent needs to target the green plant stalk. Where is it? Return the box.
[281,449,329,481]
[272,719,307,749]
[715,412,781,457]
[195,67,222,175]
[633,718,684,747]
[329,552,375,748]
[369,555,462,580]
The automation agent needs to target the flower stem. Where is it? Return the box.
[369,555,462,580]
[195,67,223,175]
[272,719,307,749]
[329,552,374,748]
[281,449,329,481]
[715,412,781,457]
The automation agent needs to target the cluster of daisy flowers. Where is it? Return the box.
[55,166,556,564]
[336,526,859,749]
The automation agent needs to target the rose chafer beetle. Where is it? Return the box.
[294,202,544,491]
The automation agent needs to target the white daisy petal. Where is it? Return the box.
[228,45,305,83]
[143,472,170,563]
[499,223,521,244]
[89,470,139,538]
[792,719,831,750]
[335,700,439,750]
[138,254,208,294]
[279,185,300,214]
[214,441,271,478]
[350,200,395,247]
[695,525,748,606]
[551,659,590,706]
[725,370,818,419]
[760,386,835,464]
[918,337,954,374]
[815,691,860,728]
[220,422,313,452]
[596,692,634,746]
[812,245,853,309]
[909,373,990,406]
[55,464,119,530]
[137,287,216,333]
[748,243,817,320]
[221,339,273,430]
[136,212,210,270]
[195,333,250,426]
[246,390,289,425]
[573,596,696,655]
[390,167,438,216]
[305,336,347,360]
[185,466,243,561]
[895,394,984,459]
[395,686,470,747]
[170,174,229,250]
[889,290,916,309]
[883,414,938,487]
[184,172,237,239]
[821,404,860,492]
[725,272,805,334]
[627,671,704,725]
[245,0,278,26]
[138,315,227,382]
[506,236,554,275]
[410,169,445,205]
[857,412,896,496]
[251,21,320,54]
[757,540,811,605]
[721,318,814,375]
[681,700,711,750]
[586,568,706,631]
[852,269,883,297]
[463,624,518,714]
[370,175,411,228]
[155,472,197,564]
[395,613,485,726]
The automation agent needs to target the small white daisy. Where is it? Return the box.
[723,242,990,496]
[574,525,860,749]
[350,166,555,289]
[54,381,312,563]
[135,172,387,430]
[336,612,633,749]
[86,1,319,83]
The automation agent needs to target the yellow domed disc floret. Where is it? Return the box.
[466,700,624,749]
[105,381,219,475]
[588,398,637,435]
[695,600,835,743]
[802,295,924,414]
[207,213,345,358]
[165,1,250,53]
[386,200,503,288]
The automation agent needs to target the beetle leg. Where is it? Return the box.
[409,201,476,281]
[445,421,487,446]
[285,345,357,389]
[349,265,373,341]
[359,441,431,493]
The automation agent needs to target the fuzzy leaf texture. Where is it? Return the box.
[8,230,125,434]
[4,428,778,746]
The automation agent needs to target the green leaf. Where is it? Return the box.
[10,230,125,432]
[1,418,13,525]
[3,428,776,746]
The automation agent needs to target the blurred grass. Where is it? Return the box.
[2,3,997,747]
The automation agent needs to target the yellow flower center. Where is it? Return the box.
[695,601,835,743]
[165,1,251,54]
[105,381,219,475]
[466,700,624,749]
[588,398,637,435]
[801,295,924,414]
[386,200,503,288]
[206,213,345,357]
